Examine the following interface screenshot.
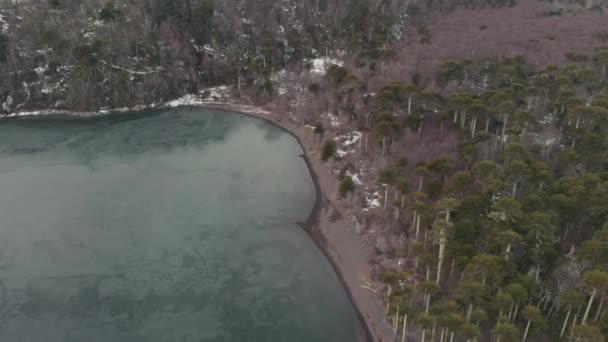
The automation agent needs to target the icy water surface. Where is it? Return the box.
[0,108,360,342]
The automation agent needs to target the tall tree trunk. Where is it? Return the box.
[471,117,477,138]
[522,320,532,342]
[450,258,455,279]
[485,116,490,133]
[582,289,596,325]
[412,211,418,237]
[408,97,412,114]
[560,305,571,337]
[401,314,408,342]
[570,305,581,340]
[394,303,400,333]
[594,296,605,321]
[423,228,428,247]
[548,292,559,317]
[494,128,500,154]
[501,115,509,145]
[416,215,421,241]
[436,230,446,285]
[382,138,386,155]
[386,286,392,314]
[384,185,389,209]
[466,303,473,322]
[512,303,519,321]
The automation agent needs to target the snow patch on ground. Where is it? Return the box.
[2,95,13,113]
[363,191,382,211]
[336,131,362,147]
[531,133,560,147]
[347,171,363,185]
[0,13,8,34]
[333,131,362,157]
[2,89,237,118]
[3,109,67,118]
[540,114,555,125]
[165,94,205,108]
[201,86,231,101]
[335,149,348,158]
[271,70,295,96]
[34,65,49,76]
[325,112,340,127]
[308,57,344,75]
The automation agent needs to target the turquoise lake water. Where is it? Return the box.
[0,108,360,342]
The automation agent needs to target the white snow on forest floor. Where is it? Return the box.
[0,13,8,34]
[540,114,555,125]
[325,112,340,127]
[335,131,362,147]
[271,69,295,96]
[333,131,361,157]
[3,109,66,118]
[1,90,228,118]
[201,86,231,101]
[347,171,363,185]
[165,94,205,108]
[363,191,382,211]
[307,57,343,75]
[335,149,348,158]
[531,133,560,147]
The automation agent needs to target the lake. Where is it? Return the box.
[0,108,360,342]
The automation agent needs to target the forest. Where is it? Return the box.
[0,0,524,112]
[359,49,608,342]
[3,0,608,341]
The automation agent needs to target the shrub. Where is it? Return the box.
[308,83,320,95]
[314,122,325,136]
[339,176,355,198]
[321,140,336,161]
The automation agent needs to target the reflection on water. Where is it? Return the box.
[0,108,359,342]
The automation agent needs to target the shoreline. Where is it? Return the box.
[1,102,394,342]
[202,103,394,342]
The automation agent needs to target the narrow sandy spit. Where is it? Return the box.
[202,103,395,342]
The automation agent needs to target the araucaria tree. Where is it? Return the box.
[377,50,608,342]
